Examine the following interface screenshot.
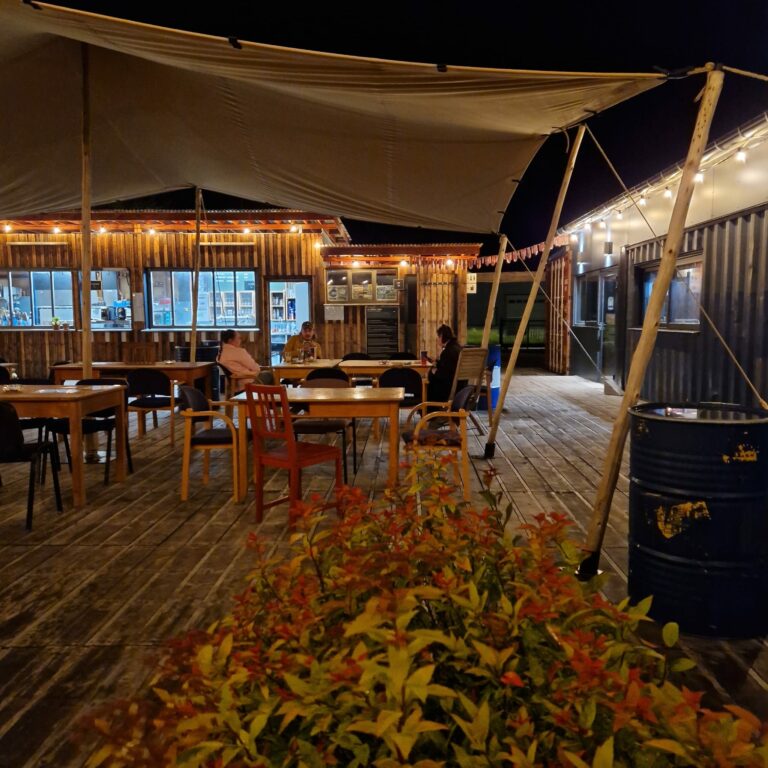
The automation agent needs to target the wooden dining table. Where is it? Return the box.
[272,358,431,385]
[53,361,215,397]
[0,384,127,507]
[230,386,405,501]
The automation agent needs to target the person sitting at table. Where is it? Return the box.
[427,323,461,403]
[282,321,323,362]
[217,329,273,388]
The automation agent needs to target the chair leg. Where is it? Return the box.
[341,429,348,484]
[231,445,239,502]
[169,409,175,448]
[62,433,72,472]
[288,466,301,527]
[137,411,146,437]
[49,446,63,512]
[152,411,159,429]
[180,424,192,501]
[202,451,210,485]
[461,449,470,501]
[334,453,342,492]
[104,428,113,485]
[125,426,133,474]
[40,425,49,485]
[351,418,358,473]
[26,455,38,530]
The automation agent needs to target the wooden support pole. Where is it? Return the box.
[484,124,586,458]
[80,44,92,379]
[578,65,724,578]
[481,234,508,348]
[189,187,202,363]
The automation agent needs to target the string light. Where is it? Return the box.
[243,227,251,234]
[663,187,673,198]
[598,219,606,229]
[400,259,409,267]
[3,224,11,232]
[569,234,578,242]
[736,149,747,162]
[148,228,156,235]
[638,195,647,207]
[584,222,592,231]
[445,258,454,267]
[289,224,299,233]
[99,226,107,233]
[694,171,704,183]
[352,260,360,268]
[615,210,623,220]
[53,226,61,233]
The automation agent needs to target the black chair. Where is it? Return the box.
[293,378,357,482]
[341,352,370,361]
[389,351,417,360]
[45,378,133,485]
[0,402,62,530]
[178,386,239,501]
[341,352,373,387]
[127,368,177,446]
[305,367,350,383]
[0,367,9,384]
[379,366,424,409]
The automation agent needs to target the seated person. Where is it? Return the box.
[427,324,461,403]
[217,329,274,390]
[282,321,323,362]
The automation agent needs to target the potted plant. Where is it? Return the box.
[50,316,61,329]
[77,459,768,766]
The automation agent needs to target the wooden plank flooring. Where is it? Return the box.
[0,371,766,766]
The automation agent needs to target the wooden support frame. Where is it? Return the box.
[484,124,586,458]
[81,44,92,379]
[578,65,724,577]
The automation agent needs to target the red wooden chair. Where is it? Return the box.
[245,384,342,526]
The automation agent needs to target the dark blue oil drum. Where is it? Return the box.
[628,402,768,637]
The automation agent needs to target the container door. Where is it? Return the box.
[599,270,617,378]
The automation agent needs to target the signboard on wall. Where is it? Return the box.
[466,273,477,294]
[324,304,344,322]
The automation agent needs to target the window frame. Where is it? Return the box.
[80,268,133,331]
[0,268,75,328]
[636,251,703,331]
[573,271,600,327]
[144,268,260,330]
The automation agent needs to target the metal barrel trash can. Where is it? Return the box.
[478,344,501,412]
[173,344,220,400]
[628,402,768,637]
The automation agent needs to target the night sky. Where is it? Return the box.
[50,1,768,253]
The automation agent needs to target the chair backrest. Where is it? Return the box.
[0,403,23,459]
[127,368,172,396]
[450,347,488,401]
[305,367,349,383]
[341,352,371,361]
[0,367,10,384]
[300,378,349,390]
[379,367,423,405]
[48,360,70,383]
[451,384,477,412]
[245,384,297,453]
[179,385,209,412]
[389,351,417,360]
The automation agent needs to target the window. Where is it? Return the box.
[87,269,132,329]
[640,259,702,328]
[326,268,398,303]
[145,269,259,328]
[0,269,73,327]
[574,273,599,325]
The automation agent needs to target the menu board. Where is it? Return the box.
[366,306,399,358]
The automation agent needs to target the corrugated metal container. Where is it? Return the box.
[628,402,768,637]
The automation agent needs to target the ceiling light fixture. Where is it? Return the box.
[663,187,673,198]
[638,195,647,207]
[3,224,11,232]
[694,171,704,183]
[736,149,747,163]
[53,226,61,233]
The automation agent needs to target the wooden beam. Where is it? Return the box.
[484,124,586,458]
[579,65,725,577]
[189,187,202,363]
[80,44,92,379]
[476,272,534,283]
[481,234,508,349]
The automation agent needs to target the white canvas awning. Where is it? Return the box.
[0,1,663,232]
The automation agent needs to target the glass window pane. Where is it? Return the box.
[196,272,215,326]
[235,271,256,327]
[0,272,10,326]
[10,271,33,326]
[351,270,373,301]
[150,271,173,326]
[669,264,702,325]
[90,269,132,329]
[575,275,598,324]
[376,270,397,301]
[31,271,53,326]
[215,271,236,327]
[172,271,193,326]
[268,279,311,365]
[326,270,348,302]
[52,271,74,325]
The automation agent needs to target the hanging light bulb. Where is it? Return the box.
[615,210,623,220]
[148,228,156,235]
[53,226,61,233]
[243,227,251,234]
[400,259,409,267]
[736,149,747,163]
[694,171,704,183]
[584,221,592,231]
[289,224,299,233]
[663,187,673,198]
[3,224,11,232]
[638,195,646,207]
[569,233,578,242]
[99,226,107,234]
[352,260,360,268]
[445,258,454,267]
[598,219,606,229]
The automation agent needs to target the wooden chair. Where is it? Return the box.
[305,367,349,383]
[0,403,62,530]
[127,368,177,446]
[245,384,342,527]
[178,386,239,502]
[448,347,488,433]
[402,385,475,501]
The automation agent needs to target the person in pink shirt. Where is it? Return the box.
[217,329,273,390]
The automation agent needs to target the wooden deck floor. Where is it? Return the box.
[1,371,766,766]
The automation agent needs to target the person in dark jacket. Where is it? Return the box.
[427,324,461,402]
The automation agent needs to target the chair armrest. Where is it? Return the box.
[181,408,237,431]
[210,400,236,408]
[413,409,467,437]
[405,400,449,427]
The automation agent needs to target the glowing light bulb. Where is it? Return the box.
[598,219,606,229]
[148,228,156,235]
[615,211,623,220]
[99,226,107,233]
[400,259,409,267]
[352,260,359,268]
[663,187,673,198]
[243,227,251,234]
[3,224,11,232]
[694,171,704,183]
[446,258,454,267]
[289,224,299,233]
[736,149,747,163]
[584,222,592,231]
[638,196,647,207]
[569,234,578,242]
[53,226,61,234]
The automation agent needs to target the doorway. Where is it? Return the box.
[267,279,311,365]
[599,270,617,378]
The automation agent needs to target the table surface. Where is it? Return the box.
[54,361,215,371]
[233,386,405,403]
[0,383,124,401]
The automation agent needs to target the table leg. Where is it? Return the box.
[237,401,248,502]
[114,396,127,481]
[69,407,86,507]
[387,403,400,487]
[202,372,212,399]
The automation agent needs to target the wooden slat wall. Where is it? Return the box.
[545,248,571,374]
[0,232,468,376]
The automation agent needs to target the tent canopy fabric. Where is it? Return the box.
[0,1,663,232]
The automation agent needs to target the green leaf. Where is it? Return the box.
[563,751,591,768]
[661,622,679,647]
[196,644,214,676]
[632,595,653,617]
[344,609,386,637]
[644,739,689,757]
[591,736,613,768]
[579,697,596,729]
[670,657,697,673]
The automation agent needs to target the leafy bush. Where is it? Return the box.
[80,459,768,767]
